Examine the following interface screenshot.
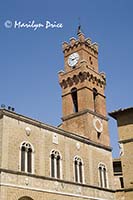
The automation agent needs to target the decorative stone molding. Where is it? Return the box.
[76,142,80,150]
[53,133,59,144]
[25,127,31,136]
[59,71,106,89]
[25,177,29,185]
[93,117,103,133]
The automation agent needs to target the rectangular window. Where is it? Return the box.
[120,177,124,188]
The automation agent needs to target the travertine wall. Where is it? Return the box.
[0,171,115,200]
[110,108,133,199]
[1,114,114,186]
[117,110,133,190]
[0,111,115,199]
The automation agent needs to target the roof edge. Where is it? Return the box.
[109,107,133,120]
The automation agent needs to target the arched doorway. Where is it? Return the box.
[18,197,33,200]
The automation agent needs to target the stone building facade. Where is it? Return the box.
[110,108,133,200]
[0,31,132,200]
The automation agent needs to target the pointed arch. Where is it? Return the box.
[98,163,108,188]
[20,141,34,173]
[73,156,84,184]
[18,197,33,200]
[50,149,62,179]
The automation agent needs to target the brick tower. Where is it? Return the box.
[58,29,110,146]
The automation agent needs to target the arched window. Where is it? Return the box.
[98,163,108,188]
[71,87,78,112]
[20,142,34,173]
[74,156,84,183]
[18,197,33,200]
[50,150,62,179]
[93,88,98,112]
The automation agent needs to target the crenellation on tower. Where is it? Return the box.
[86,37,92,45]
[62,33,98,56]
[69,37,77,46]
[77,31,85,42]
[62,31,99,73]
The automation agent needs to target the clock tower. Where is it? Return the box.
[58,30,110,147]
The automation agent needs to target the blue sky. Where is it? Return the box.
[0,0,133,157]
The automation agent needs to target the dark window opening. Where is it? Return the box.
[99,166,103,187]
[21,146,25,171]
[75,160,78,182]
[79,161,83,183]
[71,88,78,112]
[120,177,124,188]
[93,88,98,112]
[18,197,34,200]
[103,167,107,188]
[51,154,55,177]
[27,148,32,173]
[89,56,93,65]
[57,155,60,178]
[97,132,101,139]
[113,161,122,174]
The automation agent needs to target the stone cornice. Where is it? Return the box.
[62,109,108,122]
[109,107,133,120]
[0,168,115,193]
[119,138,133,144]
[59,63,106,90]
[116,188,133,192]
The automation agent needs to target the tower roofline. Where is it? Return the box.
[62,32,98,55]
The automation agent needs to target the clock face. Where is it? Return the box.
[68,52,79,67]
